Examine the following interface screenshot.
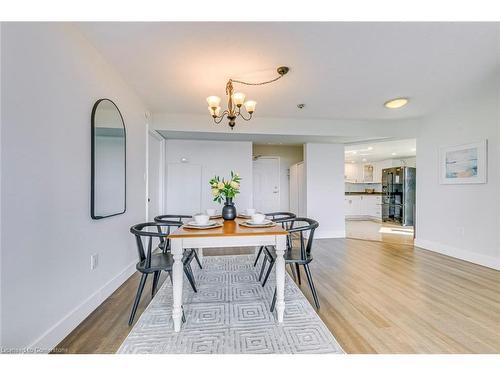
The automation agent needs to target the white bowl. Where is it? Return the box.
[206,208,216,216]
[251,213,266,224]
[245,208,256,216]
[194,214,210,225]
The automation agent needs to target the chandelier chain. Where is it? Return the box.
[231,73,285,86]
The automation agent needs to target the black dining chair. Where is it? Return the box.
[253,212,296,270]
[154,214,202,269]
[128,222,198,326]
[262,217,321,311]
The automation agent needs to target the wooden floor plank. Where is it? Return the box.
[53,239,500,354]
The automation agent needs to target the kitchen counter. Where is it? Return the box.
[345,192,383,196]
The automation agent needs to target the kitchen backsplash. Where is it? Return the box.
[345,182,382,193]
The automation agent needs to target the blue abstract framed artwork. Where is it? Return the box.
[439,140,487,184]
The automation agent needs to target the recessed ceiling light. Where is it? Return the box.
[391,152,397,156]
[351,160,356,163]
[367,147,373,150]
[411,148,416,152]
[352,151,357,155]
[362,158,367,162]
[384,97,409,109]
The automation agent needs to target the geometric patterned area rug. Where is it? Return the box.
[117,254,344,354]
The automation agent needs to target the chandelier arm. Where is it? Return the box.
[238,110,253,121]
[212,110,229,124]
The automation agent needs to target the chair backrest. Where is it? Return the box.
[280,217,319,260]
[153,215,192,252]
[265,212,297,249]
[130,222,173,268]
[265,212,296,223]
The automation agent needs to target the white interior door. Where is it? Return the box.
[253,157,280,213]
[147,132,163,221]
[166,163,202,215]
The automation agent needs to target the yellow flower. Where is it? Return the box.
[230,181,240,189]
[217,181,225,189]
[211,188,219,196]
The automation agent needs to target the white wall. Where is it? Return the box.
[252,145,303,211]
[164,139,253,214]
[305,143,345,238]
[415,77,500,270]
[1,24,148,349]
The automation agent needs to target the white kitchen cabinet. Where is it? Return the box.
[345,194,381,220]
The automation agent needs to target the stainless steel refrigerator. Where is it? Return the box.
[381,167,416,226]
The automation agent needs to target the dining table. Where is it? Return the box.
[167,217,288,332]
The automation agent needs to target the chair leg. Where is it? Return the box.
[168,271,173,284]
[262,257,275,287]
[303,264,320,309]
[295,263,301,285]
[258,256,268,281]
[253,246,264,267]
[193,249,203,269]
[289,263,297,282]
[184,264,197,293]
[129,273,148,326]
[270,288,277,312]
[152,271,161,298]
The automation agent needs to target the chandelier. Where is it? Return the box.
[206,66,289,130]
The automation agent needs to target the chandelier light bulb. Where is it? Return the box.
[232,92,246,107]
[206,96,221,108]
[244,100,257,113]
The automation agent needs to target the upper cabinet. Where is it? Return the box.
[345,162,377,183]
[345,158,416,183]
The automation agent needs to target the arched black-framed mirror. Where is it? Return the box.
[91,98,126,219]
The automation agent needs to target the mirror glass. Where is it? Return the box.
[91,99,126,219]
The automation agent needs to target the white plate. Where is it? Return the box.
[186,220,217,228]
[245,219,272,226]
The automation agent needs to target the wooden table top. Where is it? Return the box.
[168,217,288,239]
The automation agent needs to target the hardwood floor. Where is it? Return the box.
[346,219,415,245]
[53,240,500,354]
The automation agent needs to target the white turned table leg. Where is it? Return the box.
[275,235,287,323]
[171,238,184,332]
[197,248,203,265]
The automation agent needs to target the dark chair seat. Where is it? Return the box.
[257,217,321,311]
[136,252,174,273]
[128,221,198,326]
[282,247,313,265]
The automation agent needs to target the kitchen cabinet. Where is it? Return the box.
[345,163,374,183]
[345,194,381,220]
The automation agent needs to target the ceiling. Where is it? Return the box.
[345,138,416,163]
[77,22,499,121]
[157,130,385,145]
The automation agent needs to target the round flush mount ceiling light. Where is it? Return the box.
[384,97,409,109]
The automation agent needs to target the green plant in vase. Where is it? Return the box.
[209,171,241,220]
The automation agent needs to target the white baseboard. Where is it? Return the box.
[28,260,137,352]
[415,238,500,271]
[314,229,346,239]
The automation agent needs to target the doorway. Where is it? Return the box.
[253,156,280,213]
[147,131,164,221]
[344,139,416,245]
